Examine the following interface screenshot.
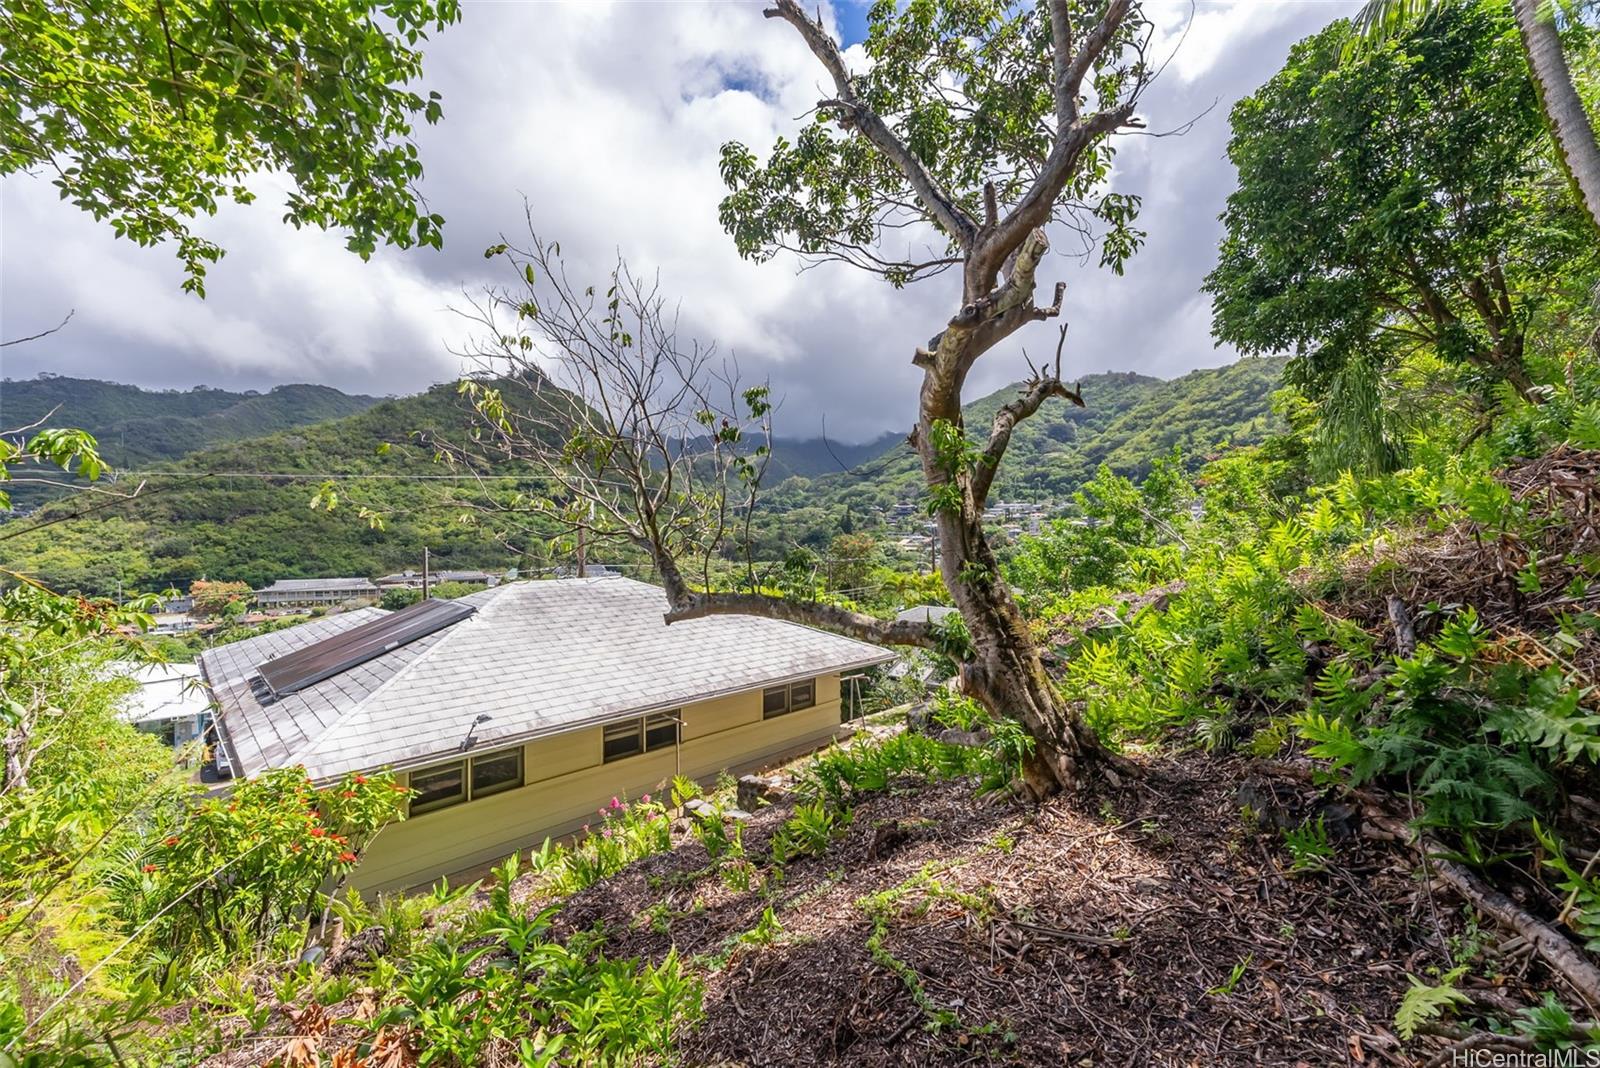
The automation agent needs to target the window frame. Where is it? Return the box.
[604,711,681,763]
[408,758,468,816]
[762,685,791,719]
[644,711,679,751]
[469,747,524,800]
[409,746,529,816]
[762,678,817,720]
[603,719,644,763]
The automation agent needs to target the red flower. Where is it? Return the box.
[291,843,303,853]
[354,775,368,784]
[309,827,326,838]
[341,790,356,798]
[338,851,357,863]
[164,836,179,846]
[142,864,158,873]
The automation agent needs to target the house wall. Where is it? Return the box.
[350,674,845,894]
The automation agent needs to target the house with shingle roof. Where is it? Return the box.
[254,576,381,609]
[199,577,894,893]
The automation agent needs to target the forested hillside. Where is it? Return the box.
[1,376,379,468]
[0,358,1282,593]
[765,356,1284,523]
[0,382,535,593]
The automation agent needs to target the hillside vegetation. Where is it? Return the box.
[0,358,1283,594]
[6,1,1600,1064]
[1,376,379,469]
[764,357,1284,526]
[0,382,533,593]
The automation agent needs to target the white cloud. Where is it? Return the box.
[0,0,1350,439]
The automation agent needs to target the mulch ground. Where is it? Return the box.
[528,750,1558,1067]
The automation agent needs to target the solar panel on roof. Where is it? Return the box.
[256,599,475,697]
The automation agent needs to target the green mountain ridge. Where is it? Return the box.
[761,357,1287,526]
[0,382,537,594]
[1,376,382,468]
[0,358,1286,595]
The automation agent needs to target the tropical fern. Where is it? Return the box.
[1394,966,1470,1040]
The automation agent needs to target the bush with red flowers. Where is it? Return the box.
[112,766,407,977]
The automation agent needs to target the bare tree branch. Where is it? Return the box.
[1,309,74,347]
[971,325,1084,507]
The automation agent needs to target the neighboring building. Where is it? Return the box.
[115,662,212,749]
[199,577,893,893]
[894,605,959,626]
[254,577,381,609]
[552,562,622,579]
[375,569,503,590]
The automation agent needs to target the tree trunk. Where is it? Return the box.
[917,360,1098,797]
[1513,0,1600,237]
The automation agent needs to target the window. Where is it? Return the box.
[409,748,525,816]
[603,720,643,763]
[409,760,467,815]
[645,712,679,750]
[470,748,523,799]
[603,711,681,763]
[763,678,818,719]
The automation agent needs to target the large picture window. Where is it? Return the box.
[603,710,681,763]
[408,747,525,816]
[762,678,818,719]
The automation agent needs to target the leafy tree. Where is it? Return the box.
[380,586,423,610]
[826,532,879,595]
[1351,0,1600,235]
[465,0,1153,795]
[187,578,249,616]
[1206,2,1594,470]
[0,0,460,294]
[719,0,1155,796]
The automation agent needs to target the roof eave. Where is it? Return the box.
[294,648,899,785]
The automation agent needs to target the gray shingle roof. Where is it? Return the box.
[895,605,958,625]
[201,578,895,782]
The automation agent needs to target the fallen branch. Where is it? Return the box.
[1422,844,1600,1008]
[1252,759,1600,1008]
[1385,595,1417,658]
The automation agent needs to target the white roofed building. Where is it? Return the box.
[199,577,893,892]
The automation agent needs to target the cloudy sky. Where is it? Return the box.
[0,0,1354,443]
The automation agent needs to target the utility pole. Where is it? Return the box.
[576,523,587,578]
[422,547,430,600]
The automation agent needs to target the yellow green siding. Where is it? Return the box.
[352,675,845,894]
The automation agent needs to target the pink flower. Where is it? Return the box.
[610,796,621,810]
[641,793,651,804]
[601,828,613,839]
